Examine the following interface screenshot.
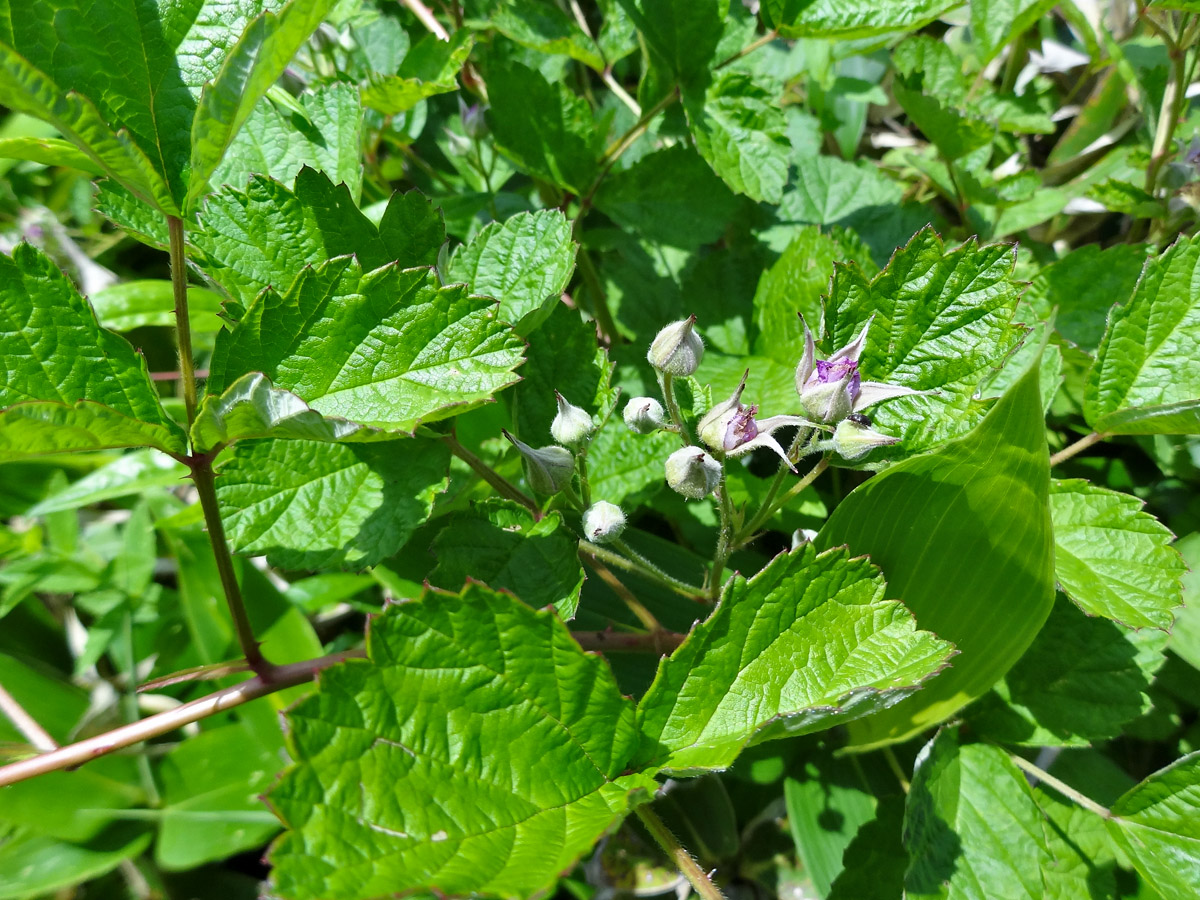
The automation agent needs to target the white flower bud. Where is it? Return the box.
[582,501,626,543]
[648,316,704,376]
[550,392,593,446]
[624,397,667,434]
[502,430,574,494]
[664,446,721,500]
[829,418,900,461]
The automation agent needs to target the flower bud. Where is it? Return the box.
[664,446,721,500]
[624,396,667,434]
[502,429,574,494]
[550,392,593,446]
[459,98,489,140]
[582,501,626,543]
[648,316,704,376]
[829,418,900,461]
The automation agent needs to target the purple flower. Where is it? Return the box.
[795,316,921,423]
[698,370,816,471]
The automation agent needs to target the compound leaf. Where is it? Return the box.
[268,583,657,899]
[634,544,954,774]
[216,437,448,570]
[207,256,523,433]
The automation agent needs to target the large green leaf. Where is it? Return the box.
[817,348,1053,748]
[216,437,448,570]
[485,59,600,195]
[1085,234,1200,434]
[186,0,336,210]
[429,501,584,620]
[822,226,1023,452]
[685,71,791,204]
[192,373,390,452]
[904,729,1053,900]
[1105,751,1200,898]
[0,244,185,459]
[614,0,726,86]
[594,145,739,250]
[966,593,1168,746]
[1049,478,1185,630]
[970,0,1058,65]
[763,0,963,39]
[0,824,152,900]
[891,38,995,161]
[268,583,657,899]
[633,545,954,774]
[778,155,904,228]
[827,797,907,900]
[195,168,444,308]
[360,31,472,114]
[446,209,576,334]
[212,82,364,200]
[490,0,606,71]
[207,256,524,434]
[751,227,842,366]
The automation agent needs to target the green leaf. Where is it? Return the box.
[216,437,448,570]
[904,730,1053,900]
[25,450,186,516]
[207,256,523,433]
[594,145,739,250]
[778,155,904,226]
[1031,782,1120,900]
[268,583,658,899]
[1086,178,1167,218]
[1085,234,1200,434]
[1170,532,1200,672]
[429,500,585,620]
[490,0,606,71]
[685,71,791,204]
[1025,243,1150,353]
[0,136,104,174]
[192,373,391,452]
[1105,751,1200,898]
[360,31,472,114]
[89,280,224,334]
[0,824,152,900]
[817,349,1054,748]
[614,0,727,87]
[446,209,576,334]
[0,244,185,459]
[827,797,907,900]
[1049,478,1186,630]
[155,724,280,871]
[634,545,954,774]
[763,0,963,39]
[823,227,1023,452]
[970,0,1059,65]
[212,82,364,201]
[752,227,843,365]
[891,38,995,160]
[785,748,878,896]
[195,168,445,307]
[94,180,171,250]
[967,593,1169,746]
[485,59,599,194]
[187,0,336,211]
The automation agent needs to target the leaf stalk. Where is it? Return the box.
[635,804,728,900]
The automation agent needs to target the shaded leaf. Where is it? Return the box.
[634,545,954,774]
[818,352,1054,748]
[207,256,523,434]
[763,0,962,39]
[430,500,585,620]
[216,437,448,570]
[360,32,473,114]
[268,583,658,899]
[1049,478,1185,630]
[614,0,726,86]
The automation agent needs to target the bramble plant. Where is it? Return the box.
[1,1,1200,899]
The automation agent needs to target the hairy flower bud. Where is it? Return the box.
[550,392,593,446]
[459,97,489,140]
[502,430,574,494]
[664,446,721,499]
[829,418,900,460]
[582,501,626,543]
[624,397,667,434]
[648,316,704,376]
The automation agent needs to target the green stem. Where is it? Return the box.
[1049,431,1110,467]
[576,447,593,508]
[574,247,619,346]
[442,434,541,515]
[635,805,728,900]
[581,540,706,600]
[1144,16,1192,196]
[735,456,828,548]
[715,29,778,70]
[657,372,694,446]
[882,746,910,794]
[710,467,735,601]
[190,456,269,676]
[167,217,197,428]
[1008,753,1111,818]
